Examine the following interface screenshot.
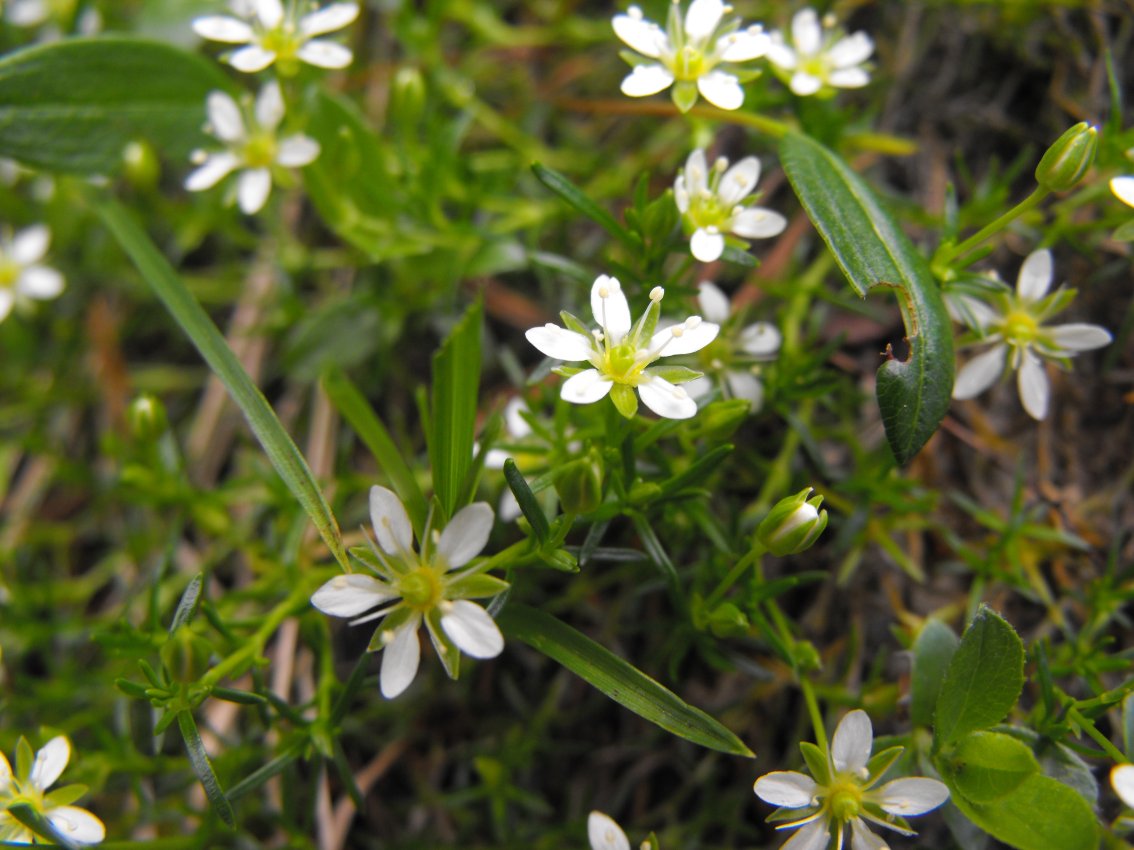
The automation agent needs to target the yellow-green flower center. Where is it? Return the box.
[827,779,864,822]
[602,341,648,385]
[398,566,443,612]
[259,25,302,76]
[0,258,19,289]
[1002,309,1039,344]
[673,46,708,80]
[242,133,278,169]
[688,194,728,230]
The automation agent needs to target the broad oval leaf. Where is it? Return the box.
[938,730,1038,803]
[0,36,233,174]
[780,131,954,465]
[497,603,753,758]
[948,773,1098,850]
[910,618,959,728]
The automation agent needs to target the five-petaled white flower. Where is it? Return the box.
[526,276,719,420]
[311,486,506,699]
[0,736,105,845]
[185,81,320,215]
[675,149,787,263]
[754,709,949,850]
[193,0,359,75]
[1113,764,1134,809]
[0,225,65,323]
[766,8,873,97]
[951,249,1112,421]
[612,0,769,112]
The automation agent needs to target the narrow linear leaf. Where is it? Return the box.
[532,162,640,250]
[176,711,236,827]
[780,131,954,465]
[503,458,549,543]
[497,604,753,757]
[948,773,1098,850]
[910,618,959,728]
[168,573,203,634]
[431,300,483,519]
[226,739,305,802]
[95,198,348,570]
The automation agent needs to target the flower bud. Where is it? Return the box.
[554,455,603,514]
[757,486,828,556]
[390,66,426,128]
[122,140,160,189]
[128,394,167,442]
[1035,122,1097,192]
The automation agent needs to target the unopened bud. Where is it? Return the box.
[757,486,828,556]
[128,394,167,442]
[390,66,426,128]
[1035,122,1097,192]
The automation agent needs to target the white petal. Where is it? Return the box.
[229,44,278,73]
[18,266,64,300]
[440,600,504,658]
[782,819,830,850]
[697,281,732,323]
[730,207,787,239]
[717,25,769,62]
[252,0,283,28]
[1017,350,1049,420]
[828,68,870,89]
[620,64,674,97]
[277,135,321,167]
[690,227,725,262]
[237,168,272,214]
[503,397,532,438]
[370,485,414,556]
[46,806,105,844]
[299,2,359,37]
[525,324,593,361]
[683,375,714,399]
[876,777,950,816]
[11,224,49,265]
[638,375,698,419]
[0,752,11,793]
[254,80,285,130]
[379,620,421,699]
[192,15,254,43]
[588,811,631,850]
[591,275,631,340]
[1048,323,1111,351]
[561,369,614,405]
[0,290,14,322]
[684,148,709,196]
[952,345,1006,399]
[948,293,999,330]
[311,573,396,617]
[185,152,240,191]
[297,39,354,69]
[828,32,874,67]
[684,0,724,41]
[753,771,819,808]
[850,818,887,850]
[498,489,522,522]
[791,8,822,56]
[1111,764,1134,808]
[612,10,666,58]
[1111,175,1134,208]
[30,737,70,791]
[1017,249,1053,301]
[206,92,246,143]
[436,502,493,568]
[7,0,50,26]
[790,71,823,96]
[740,321,782,356]
[674,175,690,213]
[726,370,763,407]
[831,709,872,775]
[766,40,798,70]
[651,318,719,355]
[697,70,744,110]
[718,157,760,206]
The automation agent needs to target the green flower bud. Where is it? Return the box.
[128,394,167,442]
[122,140,160,189]
[554,455,603,514]
[1035,122,1097,192]
[757,486,828,556]
[390,67,426,129]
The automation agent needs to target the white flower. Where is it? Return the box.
[951,249,1112,421]
[484,397,535,522]
[193,0,359,74]
[310,486,506,699]
[0,225,65,323]
[185,81,320,215]
[1113,764,1134,808]
[588,811,631,850]
[612,0,769,112]
[1111,176,1134,208]
[766,8,874,97]
[0,736,106,845]
[754,710,949,850]
[526,276,719,420]
[675,149,787,263]
[5,0,49,27]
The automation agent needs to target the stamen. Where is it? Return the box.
[349,604,397,626]
[686,315,702,329]
[671,325,685,338]
[649,286,664,301]
[190,149,207,164]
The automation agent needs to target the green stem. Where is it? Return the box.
[704,541,767,608]
[1066,706,1127,763]
[800,677,828,753]
[945,188,1049,267]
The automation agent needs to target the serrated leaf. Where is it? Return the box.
[497,604,753,757]
[934,606,1024,747]
[938,731,1038,803]
[0,36,233,174]
[177,710,236,827]
[910,618,959,727]
[949,773,1098,850]
[780,131,955,465]
[430,300,483,520]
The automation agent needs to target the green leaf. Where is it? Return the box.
[503,458,549,543]
[321,365,428,539]
[949,773,1098,850]
[497,604,753,757]
[938,731,1038,802]
[176,710,236,827]
[95,198,348,570]
[934,606,1024,747]
[610,383,638,418]
[779,131,955,465]
[910,618,959,727]
[532,163,640,250]
[799,741,831,785]
[168,573,203,635]
[430,300,483,520]
[0,36,233,174]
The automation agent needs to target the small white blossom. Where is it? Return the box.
[612,0,769,112]
[526,276,719,420]
[311,486,505,699]
[951,249,1112,420]
[675,149,787,263]
[5,0,49,27]
[0,736,105,845]
[766,8,874,97]
[754,710,949,850]
[1111,176,1134,208]
[589,811,631,850]
[185,81,320,215]
[193,0,359,75]
[1113,764,1134,808]
[0,225,65,323]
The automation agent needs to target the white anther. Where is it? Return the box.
[628,6,643,19]
[685,315,702,329]
[822,12,837,27]
[713,156,728,172]
[439,600,454,614]
[380,629,396,646]
[598,285,610,298]
[710,358,724,370]
[190,149,207,164]
[671,325,685,338]
[592,329,605,342]
[332,575,350,588]
[649,286,664,301]
[672,386,688,399]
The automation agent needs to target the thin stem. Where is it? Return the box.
[801,677,828,753]
[1066,706,1127,764]
[704,540,767,608]
[945,188,1049,267]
